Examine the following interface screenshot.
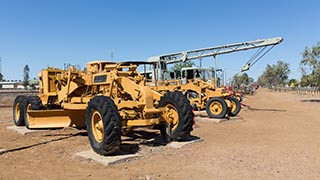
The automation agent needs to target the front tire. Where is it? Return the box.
[206,97,227,118]
[227,96,241,117]
[86,96,122,156]
[158,91,194,141]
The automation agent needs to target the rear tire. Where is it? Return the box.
[86,96,122,156]
[13,95,27,126]
[227,96,241,117]
[206,97,227,118]
[235,95,243,102]
[24,96,43,128]
[158,91,194,141]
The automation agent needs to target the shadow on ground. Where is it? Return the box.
[0,131,87,155]
[119,131,201,155]
[0,105,12,108]
[247,107,286,112]
[301,99,320,103]
[1,127,200,156]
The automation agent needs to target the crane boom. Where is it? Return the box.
[147,37,283,64]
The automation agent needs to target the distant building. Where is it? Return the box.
[0,78,39,89]
[0,81,22,89]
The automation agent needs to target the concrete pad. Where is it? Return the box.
[193,110,208,117]
[168,136,203,149]
[75,150,141,166]
[6,126,48,135]
[195,116,243,124]
[227,116,244,122]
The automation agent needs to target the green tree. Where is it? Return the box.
[257,60,290,87]
[257,64,276,87]
[23,65,30,88]
[170,61,195,72]
[0,73,3,81]
[300,42,320,88]
[231,72,253,89]
[288,78,297,87]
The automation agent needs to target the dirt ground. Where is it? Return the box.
[0,88,320,180]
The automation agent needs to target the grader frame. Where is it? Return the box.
[13,61,194,155]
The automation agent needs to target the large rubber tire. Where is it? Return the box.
[206,97,228,118]
[158,91,194,141]
[227,96,241,117]
[24,96,43,128]
[13,95,28,126]
[235,95,243,102]
[86,96,122,156]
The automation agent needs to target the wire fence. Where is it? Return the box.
[270,87,320,96]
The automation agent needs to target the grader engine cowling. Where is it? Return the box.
[13,61,195,156]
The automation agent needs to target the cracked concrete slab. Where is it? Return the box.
[194,111,243,123]
[75,150,141,166]
[168,136,203,148]
[197,116,244,123]
[6,126,48,135]
[75,136,202,166]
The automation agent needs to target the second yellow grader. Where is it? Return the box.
[145,37,283,118]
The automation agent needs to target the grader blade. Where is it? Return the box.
[27,109,86,129]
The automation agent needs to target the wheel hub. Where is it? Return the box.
[92,111,104,143]
[15,103,20,121]
[163,105,179,131]
[210,102,222,115]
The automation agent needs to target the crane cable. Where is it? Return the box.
[246,45,277,68]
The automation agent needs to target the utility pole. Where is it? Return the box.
[224,68,227,86]
[213,55,217,88]
[0,56,2,82]
[111,52,114,61]
[0,56,2,75]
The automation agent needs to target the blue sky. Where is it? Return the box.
[1,0,320,82]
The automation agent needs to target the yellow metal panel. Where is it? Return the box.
[62,103,87,110]
[224,99,232,109]
[70,97,91,104]
[126,118,160,126]
[27,109,86,129]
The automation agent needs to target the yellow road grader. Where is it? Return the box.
[145,66,239,118]
[13,61,194,155]
[146,37,283,118]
